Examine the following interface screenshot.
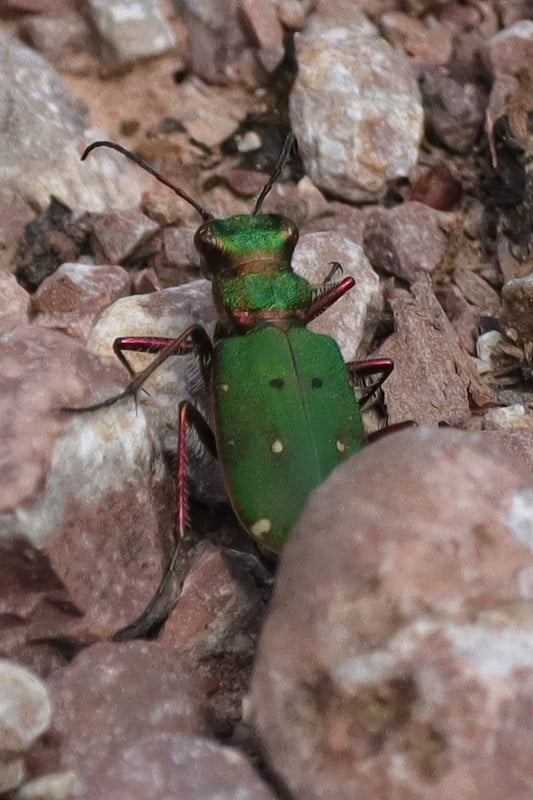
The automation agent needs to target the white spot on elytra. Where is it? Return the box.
[336,439,346,453]
[221,384,229,392]
[251,518,272,539]
[505,489,533,552]
[271,438,283,453]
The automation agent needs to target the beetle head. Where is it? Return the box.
[194,213,299,279]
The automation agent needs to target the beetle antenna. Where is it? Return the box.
[253,133,296,215]
[81,140,214,222]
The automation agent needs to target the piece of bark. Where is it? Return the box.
[379,275,494,426]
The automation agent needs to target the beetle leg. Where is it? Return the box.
[114,400,217,641]
[112,336,181,377]
[321,261,343,285]
[346,357,394,406]
[366,420,417,444]
[164,400,217,586]
[303,276,355,323]
[175,401,217,543]
[63,325,213,412]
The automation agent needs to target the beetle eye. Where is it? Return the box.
[194,224,218,255]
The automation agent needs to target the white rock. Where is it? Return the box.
[86,0,176,64]
[290,18,424,202]
[484,404,533,431]
[292,232,381,359]
[13,771,77,800]
[87,282,224,503]
[0,661,51,752]
[476,329,506,367]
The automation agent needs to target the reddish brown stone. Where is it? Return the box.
[171,0,256,86]
[29,642,209,795]
[150,227,200,288]
[381,12,453,67]
[407,164,462,210]
[0,321,175,642]
[90,210,159,265]
[132,267,161,294]
[453,264,500,315]
[19,13,93,65]
[420,67,486,154]
[162,542,268,724]
[0,0,71,13]
[437,1,482,32]
[219,168,266,198]
[240,0,285,72]
[363,202,448,283]
[31,262,131,341]
[80,732,277,800]
[435,283,481,356]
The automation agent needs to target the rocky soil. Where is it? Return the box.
[2,1,533,799]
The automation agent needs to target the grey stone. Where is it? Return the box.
[0,29,141,212]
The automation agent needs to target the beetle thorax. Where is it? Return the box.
[195,212,309,329]
[194,213,299,278]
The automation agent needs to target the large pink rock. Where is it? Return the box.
[250,428,533,800]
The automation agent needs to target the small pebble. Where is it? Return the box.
[237,131,262,153]
[484,404,530,430]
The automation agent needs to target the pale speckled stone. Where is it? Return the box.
[0,30,141,212]
[85,0,176,64]
[0,660,51,753]
[290,16,423,202]
[0,757,25,795]
[80,733,277,800]
[31,262,131,342]
[292,231,381,359]
[0,271,30,319]
[484,404,533,431]
[501,274,533,344]
[13,771,76,800]
[30,643,210,799]
[485,20,533,77]
[0,322,174,636]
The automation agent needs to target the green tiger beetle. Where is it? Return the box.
[76,134,395,635]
